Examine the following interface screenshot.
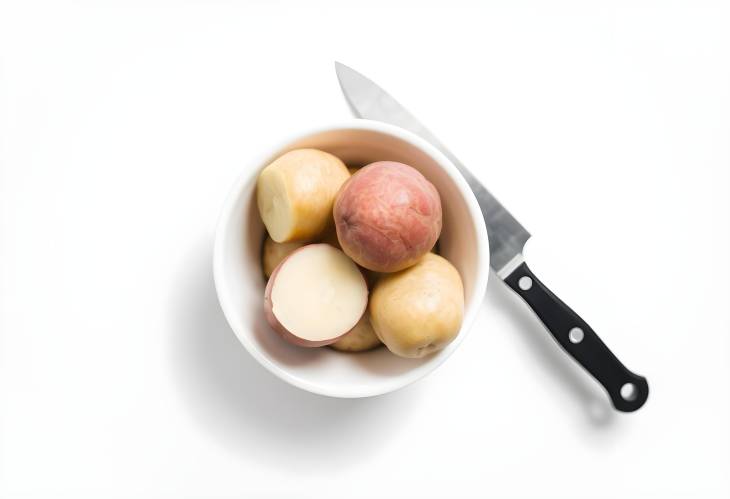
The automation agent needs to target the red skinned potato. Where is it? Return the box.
[264,244,368,347]
[333,161,442,273]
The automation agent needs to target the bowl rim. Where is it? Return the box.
[213,119,490,398]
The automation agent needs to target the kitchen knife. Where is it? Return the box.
[335,62,648,412]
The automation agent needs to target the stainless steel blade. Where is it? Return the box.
[335,62,530,276]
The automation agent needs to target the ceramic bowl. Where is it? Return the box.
[213,120,489,397]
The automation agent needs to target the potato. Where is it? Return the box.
[330,313,382,352]
[369,253,463,358]
[261,236,305,278]
[257,149,350,243]
[264,244,368,347]
[333,161,442,273]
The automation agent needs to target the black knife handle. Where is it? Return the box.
[504,261,649,412]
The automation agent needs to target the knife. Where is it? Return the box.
[335,62,648,412]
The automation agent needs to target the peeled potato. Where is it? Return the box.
[257,149,350,243]
[330,313,382,352]
[261,236,305,278]
[369,253,464,358]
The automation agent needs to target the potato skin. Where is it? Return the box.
[261,236,305,278]
[329,313,382,352]
[369,253,464,358]
[333,161,442,273]
[257,149,350,243]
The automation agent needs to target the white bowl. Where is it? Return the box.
[213,120,489,398]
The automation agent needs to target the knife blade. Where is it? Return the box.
[335,61,649,412]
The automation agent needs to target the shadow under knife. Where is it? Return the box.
[486,274,617,427]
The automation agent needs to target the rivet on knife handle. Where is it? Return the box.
[503,262,649,412]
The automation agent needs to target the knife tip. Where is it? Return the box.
[334,60,347,74]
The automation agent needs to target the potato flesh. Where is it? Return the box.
[271,245,368,342]
[369,253,464,358]
[257,168,294,242]
[257,149,350,243]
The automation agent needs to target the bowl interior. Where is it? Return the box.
[215,123,488,397]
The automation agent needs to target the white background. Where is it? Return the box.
[1,1,729,498]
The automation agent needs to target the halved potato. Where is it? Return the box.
[257,149,350,243]
[264,244,368,347]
